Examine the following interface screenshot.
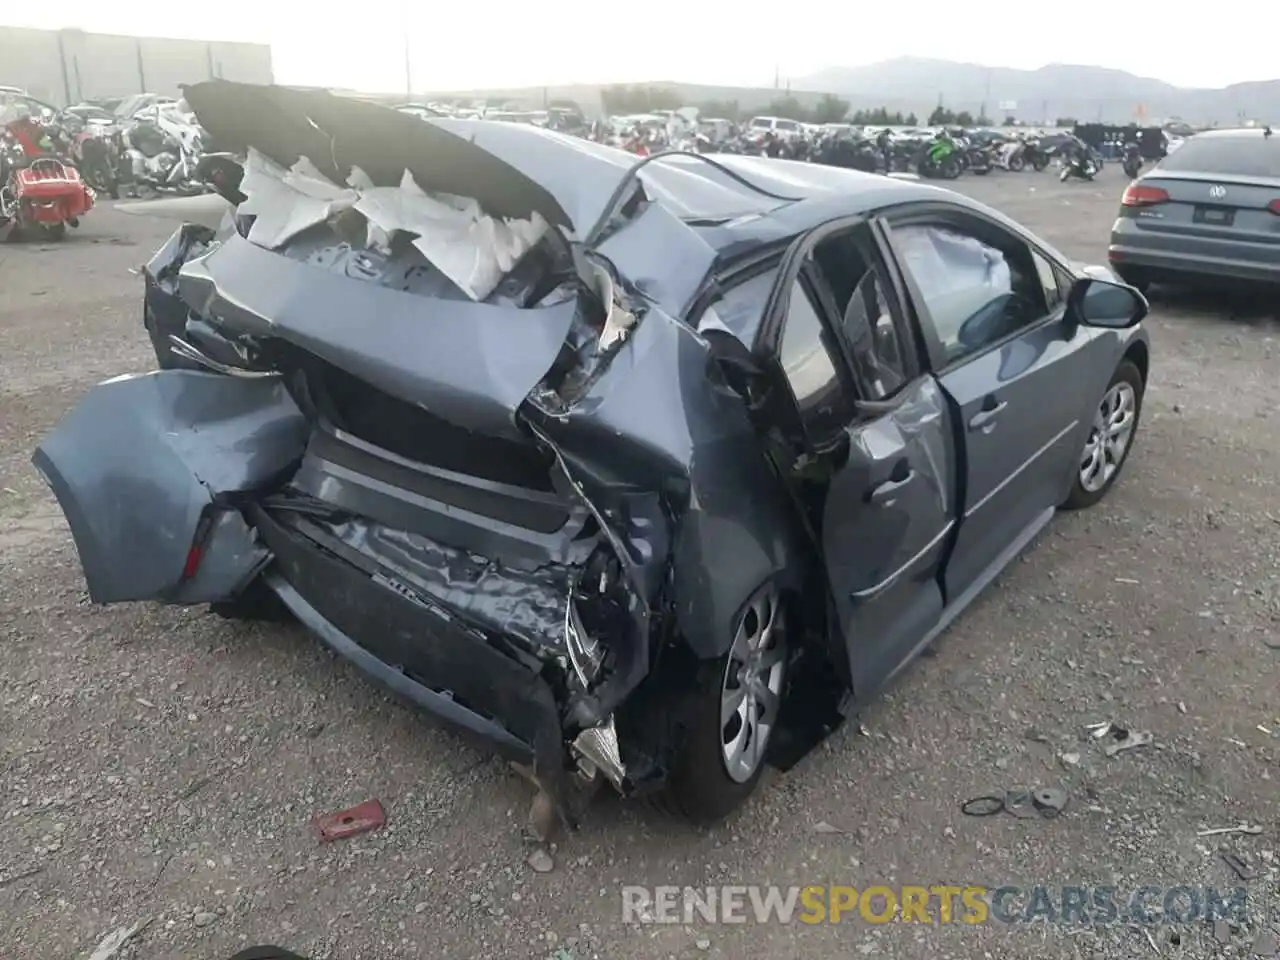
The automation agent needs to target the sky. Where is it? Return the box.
[4,1,1274,93]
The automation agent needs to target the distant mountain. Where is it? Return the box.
[793,57,1279,124]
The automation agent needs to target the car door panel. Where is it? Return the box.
[934,320,1085,594]
[751,216,960,697]
[821,375,956,693]
[879,213,1097,602]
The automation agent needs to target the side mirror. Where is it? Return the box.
[1068,276,1148,329]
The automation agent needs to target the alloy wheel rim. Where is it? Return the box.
[720,588,787,783]
[1080,382,1137,493]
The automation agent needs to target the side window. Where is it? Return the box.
[1031,249,1068,310]
[841,269,908,400]
[811,232,909,401]
[891,222,1047,365]
[777,277,843,427]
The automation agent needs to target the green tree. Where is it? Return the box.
[765,96,810,122]
[812,93,851,124]
[927,105,956,126]
[601,84,681,115]
[1055,116,1078,127]
[976,114,992,126]
[1002,115,1018,126]
[904,112,918,126]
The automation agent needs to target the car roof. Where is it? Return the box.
[1185,127,1272,139]
[426,115,951,246]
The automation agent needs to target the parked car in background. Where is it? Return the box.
[747,115,805,139]
[1109,127,1280,291]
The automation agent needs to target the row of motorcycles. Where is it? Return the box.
[671,125,1139,185]
[1,96,238,240]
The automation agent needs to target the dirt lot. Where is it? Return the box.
[2,166,1278,960]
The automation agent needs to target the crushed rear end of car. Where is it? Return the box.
[33,82,804,825]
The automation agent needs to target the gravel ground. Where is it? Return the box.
[1,165,1278,960]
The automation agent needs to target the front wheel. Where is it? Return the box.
[1008,154,1026,172]
[1062,360,1144,510]
[657,583,789,823]
[1032,156,1048,172]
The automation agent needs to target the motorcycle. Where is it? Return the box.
[1122,142,1143,178]
[998,137,1049,173]
[70,127,125,199]
[916,134,962,180]
[1059,151,1099,182]
[966,144,993,175]
[0,118,95,240]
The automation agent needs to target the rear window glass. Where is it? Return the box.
[750,118,771,129]
[1157,136,1280,178]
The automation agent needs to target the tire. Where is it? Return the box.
[1112,267,1152,294]
[1032,156,1048,172]
[1062,360,1144,510]
[1008,154,1026,173]
[656,583,789,824]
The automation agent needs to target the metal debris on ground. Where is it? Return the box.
[1196,823,1263,837]
[311,799,386,842]
[961,786,1068,819]
[1085,720,1114,740]
[1102,728,1154,757]
[813,821,845,834]
[1221,852,1262,881]
[87,918,151,960]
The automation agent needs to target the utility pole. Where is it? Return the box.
[774,64,780,89]
[402,0,412,95]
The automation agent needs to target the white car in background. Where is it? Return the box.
[746,115,804,139]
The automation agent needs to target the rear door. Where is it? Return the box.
[877,205,1099,602]
[753,217,959,694]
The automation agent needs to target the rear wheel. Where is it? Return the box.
[1112,267,1152,294]
[1008,154,1026,172]
[657,583,789,823]
[1062,360,1144,510]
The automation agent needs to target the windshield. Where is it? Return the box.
[1156,134,1280,179]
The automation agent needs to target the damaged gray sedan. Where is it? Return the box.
[34,83,1153,825]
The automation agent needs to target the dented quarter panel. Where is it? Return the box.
[534,307,803,660]
[177,232,580,440]
[31,371,306,604]
[595,202,717,319]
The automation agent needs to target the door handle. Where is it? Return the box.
[968,400,1008,432]
[868,470,916,506]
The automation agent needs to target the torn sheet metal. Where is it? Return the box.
[349,167,550,301]
[233,151,549,303]
[237,148,358,249]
